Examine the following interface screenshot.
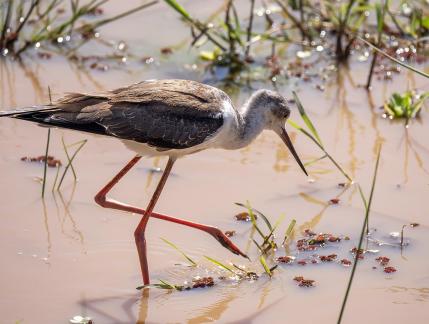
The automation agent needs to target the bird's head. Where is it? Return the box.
[252,89,308,176]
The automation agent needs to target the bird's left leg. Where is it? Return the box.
[94,156,248,265]
[134,156,176,285]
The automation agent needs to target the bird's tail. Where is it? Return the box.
[0,105,58,118]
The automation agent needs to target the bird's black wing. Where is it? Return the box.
[8,80,230,150]
[97,102,224,149]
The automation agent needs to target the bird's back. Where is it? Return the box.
[2,79,233,151]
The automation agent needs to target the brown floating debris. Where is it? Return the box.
[245,272,259,280]
[329,198,340,205]
[351,247,365,259]
[192,276,214,288]
[304,229,316,236]
[375,256,390,266]
[161,47,173,55]
[276,256,295,264]
[37,52,52,59]
[234,212,256,222]
[384,266,397,274]
[319,254,337,262]
[21,156,62,167]
[341,259,352,266]
[297,232,342,251]
[294,276,315,287]
[88,7,104,15]
[224,230,236,237]
[297,260,307,266]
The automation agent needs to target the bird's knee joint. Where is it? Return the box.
[94,194,106,207]
[134,230,145,242]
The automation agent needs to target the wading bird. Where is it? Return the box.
[0,79,307,285]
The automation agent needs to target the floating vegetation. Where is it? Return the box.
[383,90,429,125]
[21,155,62,167]
[384,266,397,273]
[234,211,253,222]
[296,231,343,252]
[293,276,315,288]
[224,230,236,237]
[340,259,352,267]
[276,255,295,264]
[375,256,390,266]
[191,276,215,288]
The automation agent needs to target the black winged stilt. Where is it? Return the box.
[0,79,307,285]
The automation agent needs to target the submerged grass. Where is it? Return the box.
[337,144,382,324]
[161,237,197,266]
[283,219,296,245]
[41,128,51,198]
[204,256,236,275]
[57,138,87,190]
[239,201,285,254]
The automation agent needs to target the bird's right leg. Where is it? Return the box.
[94,155,248,259]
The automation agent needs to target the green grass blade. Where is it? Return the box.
[163,0,192,21]
[288,119,353,182]
[158,279,177,289]
[62,137,77,179]
[161,237,197,266]
[304,154,328,167]
[262,214,286,246]
[41,129,51,198]
[252,239,264,252]
[245,201,266,239]
[204,256,235,275]
[337,145,382,324]
[91,0,158,29]
[235,202,273,231]
[57,139,87,190]
[357,36,429,79]
[283,219,296,244]
[357,184,368,210]
[259,255,272,277]
[293,91,323,146]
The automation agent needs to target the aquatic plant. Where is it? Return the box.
[0,0,157,58]
[383,90,429,124]
[366,0,387,89]
[57,138,87,190]
[163,0,257,78]
[161,237,197,266]
[337,145,382,324]
[289,91,353,182]
[236,201,285,254]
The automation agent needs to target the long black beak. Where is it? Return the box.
[278,127,308,176]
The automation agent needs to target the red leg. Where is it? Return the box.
[94,156,248,283]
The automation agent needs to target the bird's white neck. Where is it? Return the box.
[221,92,267,150]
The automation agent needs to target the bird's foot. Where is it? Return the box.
[207,227,250,260]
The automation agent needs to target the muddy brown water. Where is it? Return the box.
[1,1,429,323]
